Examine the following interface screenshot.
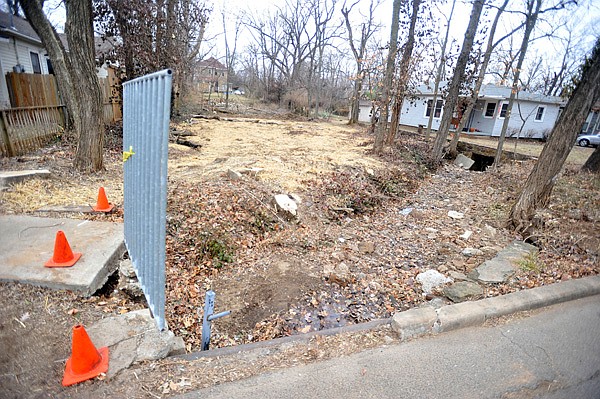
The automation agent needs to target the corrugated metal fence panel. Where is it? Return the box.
[123,69,172,331]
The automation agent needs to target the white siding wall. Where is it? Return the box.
[491,100,559,139]
[398,97,443,130]
[469,100,498,134]
[0,38,49,108]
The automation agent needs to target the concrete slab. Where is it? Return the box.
[0,170,51,188]
[0,215,124,295]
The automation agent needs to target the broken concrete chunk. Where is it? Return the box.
[454,154,475,170]
[444,281,483,303]
[227,169,243,180]
[462,247,484,257]
[274,194,298,217]
[0,169,51,188]
[460,230,473,240]
[416,270,453,295]
[448,211,464,219]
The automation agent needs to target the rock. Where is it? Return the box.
[288,193,302,204]
[483,224,497,238]
[437,265,449,273]
[238,167,264,175]
[331,251,346,262]
[399,207,413,216]
[425,227,439,233]
[471,240,538,283]
[86,309,183,377]
[459,230,473,240]
[462,247,484,257]
[227,169,243,180]
[416,270,453,294]
[448,271,469,281]
[485,186,495,195]
[358,241,375,254]
[448,210,464,219]
[118,259,143,298]
[444,281,483,303]
[328,262,352,285]
[119,259,137,279]
[274,194,298,217]
[454,154,475,170]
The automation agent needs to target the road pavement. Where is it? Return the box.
[176,295,600,399]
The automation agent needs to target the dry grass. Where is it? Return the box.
[168,117,383,191]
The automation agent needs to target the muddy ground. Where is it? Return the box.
[0,104,598,398]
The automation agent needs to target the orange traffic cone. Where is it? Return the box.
[93,187,114,212]
[44,231,82,268]
[62,324,109,386]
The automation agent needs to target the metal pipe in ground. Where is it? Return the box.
[200,290,231,351]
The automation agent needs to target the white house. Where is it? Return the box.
[358,83,566,140]
[582,101,600,135]
[0,11,51,107]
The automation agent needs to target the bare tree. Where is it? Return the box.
[508,37,600,232]
[21,0,104,172]
[373,0,401,153]
[386,0,422,145]
[222,11,241,109]
[342,0,381,124]
[425,0,456,141]
[581,145,600,173]
[431,0,485,164]
[447,0,519,156]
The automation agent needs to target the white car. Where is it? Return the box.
[577,133,600,147]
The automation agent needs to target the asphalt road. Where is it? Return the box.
[175,295,600,399]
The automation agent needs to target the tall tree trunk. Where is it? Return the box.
[582,146,600,173]
[508,38,600,233]
[66,0,104,171]
[493,0,541,169]
[21,0,104,172]
[425,0,456,141]
[431,0,484,164]
[448,0,511,157]
[387,0,421,146]
[373,0,401,153]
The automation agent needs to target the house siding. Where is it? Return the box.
[469,100,498,135]
[399,98,443,130]
[491,100,559,139]
[0,38,49,107]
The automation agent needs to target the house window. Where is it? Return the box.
[30,52,41,74]
[535,106,545,121]
[425,99,443,118]
[484,102,497,118]
[499,103,508,118]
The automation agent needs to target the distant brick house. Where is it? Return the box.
[197,57,228,93]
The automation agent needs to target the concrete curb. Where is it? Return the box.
[173,275,600,361]
[393,275,600,340]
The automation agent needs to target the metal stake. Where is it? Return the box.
[201,290,231,351]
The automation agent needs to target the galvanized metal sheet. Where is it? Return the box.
[123,69,172,331]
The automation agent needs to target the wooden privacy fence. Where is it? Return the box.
[6,72,61,107]
[0,71,122,157]
[0,105,66,157]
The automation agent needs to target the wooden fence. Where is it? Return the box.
[0,105,66,157]
[0,71,122,157]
